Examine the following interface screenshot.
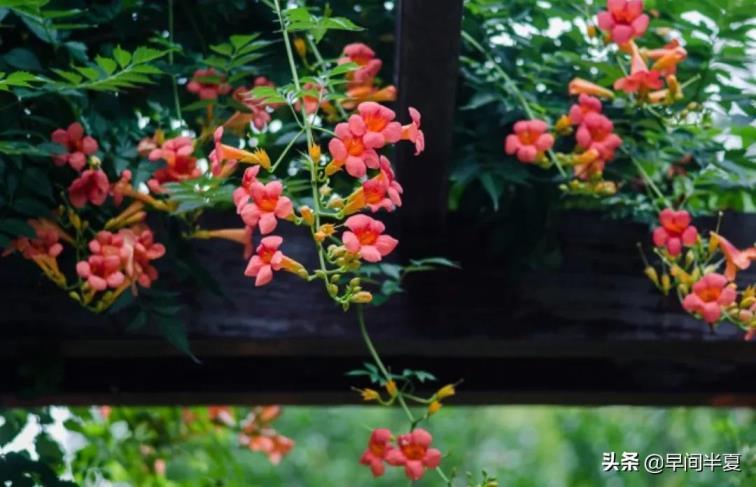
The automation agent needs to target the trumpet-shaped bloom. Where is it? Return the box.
[68,169,110,208]
[186,68,231,100]
[328,122,380,178]
[225,77,277,132]
[505,119,554,163]
[572,148,606,180]
[4,219,66,259]
[711,232,756,281]
[209,127,237,178]
[575,112,622,161]
[148,136,201,191]
[682,273,737,324]
[646,40,687,76]
[385,428,442,481]
[244,236,305,286]
[652,209,698,257]
[239,180,293,234]
[340,43,383,88]
[596,0,649,45]
[568,78,614,99]
[568,94,602,125]
[76,231,130,291]
[232,166,261,213]
[342,214,398,262]
[344,157,403,214]
[613,43,663,94]
[353,102,402,149]
[126,227,166,288]
[401,107,425,155]
[359,428,394,477]
[51,122,99,171]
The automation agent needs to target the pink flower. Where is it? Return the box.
[4,219,66,260]
[344,156,403,215]
[596,0,649,45]
[575,112,622,161]
[401,107,425,155]
[239,180,293,234]
[359,428,394,477]
[125,227,166,288]
[340,43,383,89]
[232,166,261,213]
[505,119,554,163]
[186,68,231,100]
[76,231,129,291]
[342,214,398,262]
[111,170,132,206]
[51,122,98,171]
[613,43,663,94]
[711,232,756,281]
[353,102,402,149]
[328,122,380,178]
[652,209,698,257]
[385,428,441,481]
[568,94,602,125]
[225,77,277,132]
[210,127,237,178]
[148,136,200,192]
[68,169,109,208]
[682,273,737,324]
[245,236,302,287]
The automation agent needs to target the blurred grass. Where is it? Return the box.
[159,406,754,486]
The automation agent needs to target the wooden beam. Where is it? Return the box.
[394,0,464,255]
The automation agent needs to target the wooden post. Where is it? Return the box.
[394,0,464,256]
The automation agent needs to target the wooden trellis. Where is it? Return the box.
[1,0,754,407]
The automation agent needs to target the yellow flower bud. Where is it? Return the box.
[385,380,398,398]
[586,24,597,38]
[308,144,321,162]
[436,384,456,400]
[360,388,380,402]
[555,114,572,135]
[428,401,442,416]
[299,206,314,226]
[351,291,373,304]
[685,250,695,266]
[293,37,307,58]
[644,266,659,287]
[661,274,671,295]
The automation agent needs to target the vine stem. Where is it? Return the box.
[461,31,567,177]
[273,0,329,280]
[168,0,182,122]
[306,35,349,120]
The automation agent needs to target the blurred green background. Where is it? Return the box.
[2,405,754,485]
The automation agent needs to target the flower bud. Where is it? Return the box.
[385,380,398,398]
[360,388,380,402]
[351,291,373,304]
[308,144,321,162]
[555,114,572,135]
[327,283,338,296]
[436,384,456,400]
[299,206,314,226]
[319,184,332,197]
[428,401,442,416]
[685,250,695,266]
[293,37,307,58]
[661,274,671,295]
[644,266,659,287]
[586,24,597,38]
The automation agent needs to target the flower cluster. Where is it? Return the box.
[186,68,231,100]
[360,428,441,481]
[339,43,397,107]
[51,122,99,171]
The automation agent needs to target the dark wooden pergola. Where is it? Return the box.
[2,0,754,407]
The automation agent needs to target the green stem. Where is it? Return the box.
[168,0,182,122]
[461,31,566,177]
[307,35,349,120]
[625,149,670,208]
[273,0,329,283]
[270,128,305,173]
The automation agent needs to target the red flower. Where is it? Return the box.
[76,231,129,292]
[568,94,602,125]
[51,122,98,172]
[68,169,109,208]
[682,273,736,324]
[147,136,201,192]
[125,227,166,288]
[359,428,394,477]
[342,214,398,262]
[244,236,305,287]
[328,120,380,178]
[344,156,403,215]
[596,0,649,45]
[505,119,554,163]
[239,180,294,234]
[186,68,231,100]
[575,112,622,162]
[340,43,383,89]
[613,43,663,94]
[401,107,425,155]
[385,428,442,481]
[225,77,276,132]
[4,219,65,259]
[711,232,756,281]
[232,166,261,212]
[353,102,402,150]
[652,209,698,256]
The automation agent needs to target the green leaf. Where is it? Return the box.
[0,218,35,238]
[112,45,131,68]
